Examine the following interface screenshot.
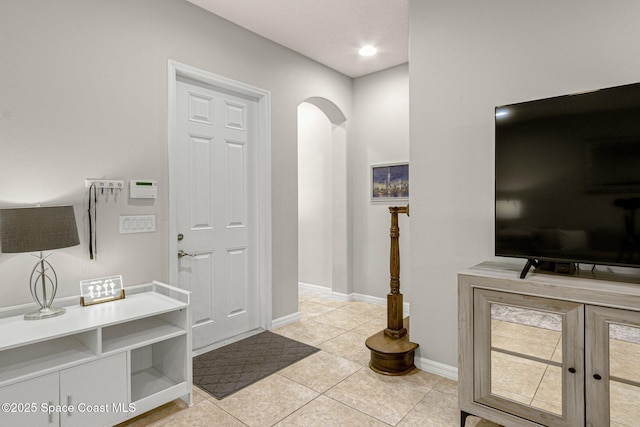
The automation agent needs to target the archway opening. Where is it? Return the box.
[297,98,349,298]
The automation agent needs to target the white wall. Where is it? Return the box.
[352,64,410,298]
[408,0,640,369]
[298,102,333,289]
[0,0,352,320]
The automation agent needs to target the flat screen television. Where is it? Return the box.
[495,82,640,278]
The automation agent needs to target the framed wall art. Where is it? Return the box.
[371,162,409,202]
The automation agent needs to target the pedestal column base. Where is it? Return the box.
[365,317,419,376]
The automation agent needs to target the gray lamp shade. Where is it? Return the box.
[0,206,80,253]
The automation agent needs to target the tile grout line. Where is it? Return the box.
[320,366,397,426]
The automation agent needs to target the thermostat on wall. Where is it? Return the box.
[129,180,157,199]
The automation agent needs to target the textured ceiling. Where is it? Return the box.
[187,0,408,78]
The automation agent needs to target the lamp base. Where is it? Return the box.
[24,306,66,320]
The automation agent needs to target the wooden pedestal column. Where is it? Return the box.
[365,205,419,375]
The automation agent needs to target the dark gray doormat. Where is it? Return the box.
[193,330,320,400]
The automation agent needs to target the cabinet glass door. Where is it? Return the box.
[474,289,584,426]
[586,306,640,427]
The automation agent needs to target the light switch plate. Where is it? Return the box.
[119,215,156,234]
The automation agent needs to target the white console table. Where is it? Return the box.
[0,281,191,427]
[459,261,640,427]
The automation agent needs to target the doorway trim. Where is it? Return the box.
[167,60,272,331]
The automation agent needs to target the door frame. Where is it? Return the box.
[167,60,272,333]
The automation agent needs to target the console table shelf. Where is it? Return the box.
[0,335,96,386]
[132,367,184,401]
[0,281,192,427]
[102,314,186,354]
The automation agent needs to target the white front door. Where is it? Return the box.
[175,77,260,351]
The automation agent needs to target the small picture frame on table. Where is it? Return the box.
[80,275,125,306]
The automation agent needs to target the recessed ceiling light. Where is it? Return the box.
[359,45,377,57]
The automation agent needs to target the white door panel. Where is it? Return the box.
[175,78,259,350]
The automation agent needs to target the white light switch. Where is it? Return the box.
[119,215,156,234]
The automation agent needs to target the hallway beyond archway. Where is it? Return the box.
[297,97,350,297]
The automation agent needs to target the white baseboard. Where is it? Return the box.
[415,356,458,381]
[298,282,410,316]
[352,292,410,317]
[298,282,332,296]
[271,311,300,329]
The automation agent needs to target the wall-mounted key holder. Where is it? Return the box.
[85,179,125,195]
[85,178,125,261]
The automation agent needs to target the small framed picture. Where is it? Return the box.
[371,162,409,202]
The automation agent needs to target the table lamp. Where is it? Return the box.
[0,206,80,320]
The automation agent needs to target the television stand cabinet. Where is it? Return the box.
[0,281,191,427]
[458,261,640,427]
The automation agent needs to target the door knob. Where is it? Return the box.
[178,249,196,258]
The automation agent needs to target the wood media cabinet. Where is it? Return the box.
[459,262,640,426]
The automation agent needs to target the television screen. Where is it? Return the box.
[495,82,640,273]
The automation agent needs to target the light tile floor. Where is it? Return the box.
[117,288,498,427]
